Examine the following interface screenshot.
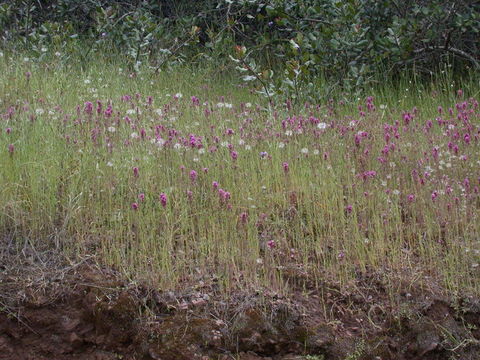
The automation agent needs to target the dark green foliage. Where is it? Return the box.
[1,0,478,93]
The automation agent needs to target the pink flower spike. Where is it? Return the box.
[282,162,289,173]
[159,193,167,207]
[190,170,197,182]
[138,193,145,202]
[212,181,219,190]
[133,167,139,177]
[131,202,139,210]
[8,144,14,154]
[239,212,248,224]
[267,240,276,249]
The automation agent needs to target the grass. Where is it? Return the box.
[0,52,479,297]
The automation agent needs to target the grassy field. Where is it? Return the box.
[1,53,479,300]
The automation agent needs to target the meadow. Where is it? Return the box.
[1,53,479,300]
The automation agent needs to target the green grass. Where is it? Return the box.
[1,52,479,296]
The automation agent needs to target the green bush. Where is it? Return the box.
[1,0,478,94]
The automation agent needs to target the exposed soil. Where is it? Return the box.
[1,249,480,360]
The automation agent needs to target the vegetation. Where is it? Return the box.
[1,3,480,358]
[1,0,479,97]
[0,53,479,295]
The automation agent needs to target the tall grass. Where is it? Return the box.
[1,52,479,295]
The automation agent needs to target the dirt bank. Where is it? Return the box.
[1,252,479,359]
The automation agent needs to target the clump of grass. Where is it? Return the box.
[0,53,479,295]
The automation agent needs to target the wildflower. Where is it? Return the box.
[230,151,238,160]
[317,122,327,129]
[159,193,167,207]
[138,193,145,202]
[133,167,139,177]
[278,142,285,149]
[407,194,415,202]
[267,240,276,249]
[239,212,248,224]
[212,181,219,189]
[131,202,139,210]
[345,205,353,213]
[107,126,116,133]
[5,128,11,134]
[8,144,14,155]
[282,162,289,173]
[301,148,309,154]
[190,170,197,182]
[260,151,268,159]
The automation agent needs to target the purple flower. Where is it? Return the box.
[230,151,238,160]
[190,170,197,182]
[239,212,248,224]
[260,151,268,159]
[5,128,11,134]
[133,167,139,177]
[159,193,167,207]
[345,205,353,214]
[138,193,145,202]
[131,202,139,210]
[212,181,219,190]
[8,144,14,155]
[267,240,276,249]
[407,194,415,202]
[282,162,289,173]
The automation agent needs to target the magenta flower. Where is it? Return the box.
[131,202,139,210]
[239,212,248,224]
[345,205,353,214]
[159,193,167,207]
[407,194,415,202]
[267,240,276,249]
[218,189,230,201]
[431,191,438,201]
[212,181,219,190]
[186,190,193,200]
[190,170,197,182]
[282,162,289,173]
[133,167,139,177]
[138,193,145,202]
[230,151,238,160]
[5,128,11,134]
[84,101,93,114]
[8,144,14,154]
